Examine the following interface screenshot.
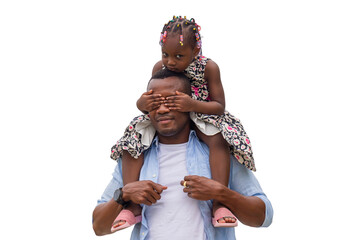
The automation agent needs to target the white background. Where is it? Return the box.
[1,0,346,239]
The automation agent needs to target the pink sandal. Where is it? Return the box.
[111,209,142,233]
[212,207,238,227]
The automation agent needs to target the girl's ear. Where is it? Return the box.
[193,46,200,57]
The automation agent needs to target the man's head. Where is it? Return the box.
[147,69,191,144]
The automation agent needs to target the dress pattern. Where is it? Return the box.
[111,56,256,171]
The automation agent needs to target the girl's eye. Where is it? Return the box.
[162,53,168,57]
[176,54,183,59]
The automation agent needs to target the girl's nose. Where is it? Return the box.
[167,57,176,66]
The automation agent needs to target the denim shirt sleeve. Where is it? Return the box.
[97,160,123,205]
[230,155,273,227]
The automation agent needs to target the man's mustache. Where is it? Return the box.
[155,114,174,122]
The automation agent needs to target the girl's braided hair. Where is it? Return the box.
[159,16,202,50]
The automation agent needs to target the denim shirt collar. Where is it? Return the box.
[151,130,198,149]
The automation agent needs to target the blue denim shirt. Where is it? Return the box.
[97,131,273,240]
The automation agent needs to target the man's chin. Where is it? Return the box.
[157,128,177,137]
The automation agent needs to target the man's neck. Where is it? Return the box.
[158,135,189,144]
[157,127,190,144]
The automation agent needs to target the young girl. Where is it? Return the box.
[110,16,256,232]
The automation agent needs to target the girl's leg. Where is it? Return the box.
[195,128,236,224]
[122,151,144,191]
[112,151,143,228]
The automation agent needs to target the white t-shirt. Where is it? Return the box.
[146,142,206,240]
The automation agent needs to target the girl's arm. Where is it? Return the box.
[199,60,226,114]
[165,60,226,115]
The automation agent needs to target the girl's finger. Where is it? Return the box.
[151,101,162,107]
[165,96,176,101]
[156,98,165,103]
[144,89,153,95]
[165,103,175,107]
[150,94,162,99]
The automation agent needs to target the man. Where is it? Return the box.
[92,69,273,239]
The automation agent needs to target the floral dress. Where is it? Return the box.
[110,56,256,171]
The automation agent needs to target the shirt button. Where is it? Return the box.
[152,174,156,178]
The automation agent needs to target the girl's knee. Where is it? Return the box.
[204,133,227,147]
[123,151,144,164]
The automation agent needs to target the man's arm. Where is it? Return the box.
[93,199,123,236]
[93,180,167,236]
[214,184,266,227]
[181,156,273,227]
[181,175,266,226]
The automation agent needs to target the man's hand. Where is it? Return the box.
[137,90,165,113]
[164,91,196,112]
[180,175,225,201]
[122,180,167,205]
[181,175,267,227]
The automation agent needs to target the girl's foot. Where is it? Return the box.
[112,202,142,230]
[212,201,237,225]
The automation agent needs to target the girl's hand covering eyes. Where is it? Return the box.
[164,91,195,112]
[137,90,165,113]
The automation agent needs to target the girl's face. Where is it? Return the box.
[161,33,199,73]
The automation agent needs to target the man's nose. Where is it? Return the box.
[157,102,170,113]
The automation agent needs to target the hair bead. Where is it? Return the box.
[159,16,202,50]
[159,30,168,46]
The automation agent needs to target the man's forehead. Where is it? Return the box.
[148,77,184,94]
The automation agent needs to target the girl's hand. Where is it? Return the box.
[164,91,195,112]
[137,90,165,113]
